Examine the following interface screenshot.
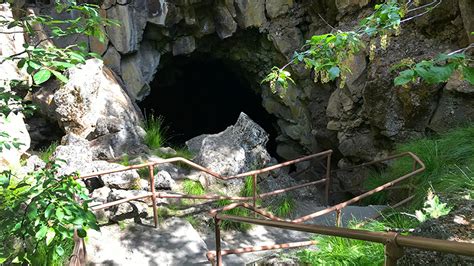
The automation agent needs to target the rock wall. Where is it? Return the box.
[33,1,474,179]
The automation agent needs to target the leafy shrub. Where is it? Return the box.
[0,163,98,264]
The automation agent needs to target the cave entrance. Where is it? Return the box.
[139,53,279,156]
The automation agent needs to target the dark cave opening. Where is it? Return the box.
[139,54,279,157]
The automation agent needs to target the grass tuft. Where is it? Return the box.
[272,196,296,218]
[144,115,167,150]
[39,141,58,162]
[215,199,253,231]
[182,179,205,196]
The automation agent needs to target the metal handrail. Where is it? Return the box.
[209,214,474,266]
[76,149,333,228]
[207,152,427,264]
[69,150,333,265]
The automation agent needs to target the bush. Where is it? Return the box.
[39,141,58,162]
[0,163,98,264]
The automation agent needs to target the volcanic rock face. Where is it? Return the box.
[22,1,474,191]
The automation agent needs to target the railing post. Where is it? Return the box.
[253,174,257,217]
[325,153,332,205]
[335,208,342,227]
[149,165,158,228]
[384,233,404,266]
[215,217,223,266]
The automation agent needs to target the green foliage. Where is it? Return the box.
[263,1,403,94]
[414,190,451,222]
[272,196,296,218]
[364,126,474,205]
[39,141,59,162]
[393,53,473,86]
[215,199,252,231]
[1,1,116,85]
[297,213,418,266]
[182,179,205,196]
[144,115,167,150]
[184,215,200,228]
[119,154,130,167]
[0,163,98,264]
[360,0,403,37]
[297,221,386,266]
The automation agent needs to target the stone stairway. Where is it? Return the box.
[87,202,386,265]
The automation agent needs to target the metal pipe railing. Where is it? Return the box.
[77,150,333,229]
[210,214,474,266]
[207,152,427,263]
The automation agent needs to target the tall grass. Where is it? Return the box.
[298,221,386,266]
[144,115,167,150]
[364,126,474,205]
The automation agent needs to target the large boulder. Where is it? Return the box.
[52,133,141,190]
[33,59,146,159]
[186,112,272,190]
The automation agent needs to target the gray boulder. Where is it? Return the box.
[34,59,146,159]
[186,112,272,190]
[155,170,178,190]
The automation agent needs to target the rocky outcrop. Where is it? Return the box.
[30,0,474,180]
[33,59,146,159]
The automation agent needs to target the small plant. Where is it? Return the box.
[184,215,200,228]
[272,196,296,218]
[118,221,127,231]
[214,199,252,231]
[241,176,257,198]
[0,163,98,264]
[414,190,451,223]
[182,179,205,196]
[119,154,130,166]
[144,115,167,150]
[39,141,59,162]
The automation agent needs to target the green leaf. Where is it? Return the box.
[55,245,64,256]
[45,204,55,219]
[50,69,69,83]
[415,64,455,84]
[462,66,474,85]
[77,228,87,238]
[33,69,52,85]
[46,228,56,246]
[35,225,48,239]
[328,66,341,80]
[394,69,415,86]
[56,208,65,220]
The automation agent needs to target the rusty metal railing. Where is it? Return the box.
[209,214,474,266]
[68,150,333,265]
[206,152,427,264]
[76,149,333,228]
